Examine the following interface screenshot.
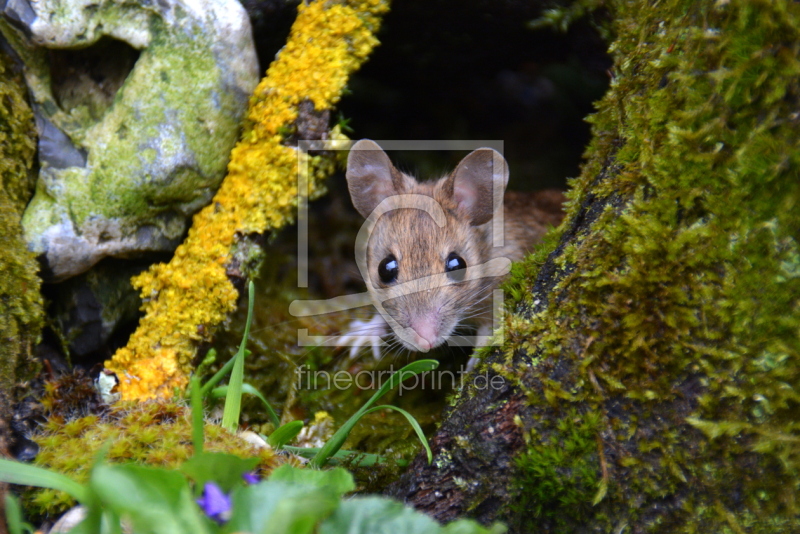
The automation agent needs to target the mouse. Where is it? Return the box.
[338,139,565,360]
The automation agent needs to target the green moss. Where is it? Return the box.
[513,409,602,529]
[502,0,800,530]
[27,399,286,519]
[0,48,43,390]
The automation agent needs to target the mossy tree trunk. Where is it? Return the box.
[0,48,43,534]
[387,1,800,532]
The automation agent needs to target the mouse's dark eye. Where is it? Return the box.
[378,254,399,284]
[445,252,466,282]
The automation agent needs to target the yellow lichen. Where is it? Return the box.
[106,0,389,400]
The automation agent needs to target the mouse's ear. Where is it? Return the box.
[346,139,408,219]
[447,148,509,226]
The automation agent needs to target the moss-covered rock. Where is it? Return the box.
[0,0,258,281]
[389,0,800,532]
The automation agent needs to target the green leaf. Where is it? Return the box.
[592,477,608,506]
[212,383,281,428]
[194,348,218,381]
[363,405,432,464]
[4,493,34,534]
[222,280,256,432]
[319,496,506,534]
[61,506,108,534]
[282,446,408,467]
[0,458,88,502]
[181,452,260,494]
[378,359,440,397]
[310,359,438,468]
[441,521,508,534]
[268,465,355,496]
[224,480,339,534]
[200,348,246,398]
[267,420,304,449]
[90,464,210,534]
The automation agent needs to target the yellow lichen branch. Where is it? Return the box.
[105,0,389,400]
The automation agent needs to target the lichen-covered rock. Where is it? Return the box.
[0,0,258,281]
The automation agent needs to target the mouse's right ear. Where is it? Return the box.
[346,139,407,219]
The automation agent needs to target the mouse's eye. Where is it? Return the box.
[378,254,399,284]
[445,252,466,282]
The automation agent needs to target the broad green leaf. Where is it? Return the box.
[222,280,255,432]
[90,464,210,534]
[224,480,339,534]
[268,464,355,496]
[181,452,259,494]
[310,359,439,468]
[319,496,506,534]
[62,506,107,534]
[0,458,88,502]
[318,496,440,534]
[267,420,304,449]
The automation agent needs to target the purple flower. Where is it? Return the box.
[242,471,260,485]
[196,482,232,523]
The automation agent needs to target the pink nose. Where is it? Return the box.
[413,334,431,352]
[410,321,437,352]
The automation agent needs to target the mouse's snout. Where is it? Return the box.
[408,319,439,352]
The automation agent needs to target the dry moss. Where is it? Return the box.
[105,0,389,400]
[501,0,800,531]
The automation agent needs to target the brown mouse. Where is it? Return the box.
[339,139,565,358]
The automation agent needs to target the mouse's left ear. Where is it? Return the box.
[346,139,410,219]
[447,148,509,226]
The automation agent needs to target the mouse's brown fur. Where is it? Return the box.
[345,139,565,353]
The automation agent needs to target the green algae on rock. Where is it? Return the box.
[0,0,258,281]
[388,0,800,531]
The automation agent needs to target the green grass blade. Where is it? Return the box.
[242,383,281,428]
[376,359,439,401]
[192,349,217,389]
[222,281,255,432]
[200,349,251,399]
[282,446,408,468]
[363,405,432,464]
[0,458,88,502]
[310,359,438,468]
[4,493,34,534]
[267,420,304,449]
[212,383,281,428]
[190,375,204,454]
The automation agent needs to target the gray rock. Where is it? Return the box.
[50,259,149,359]
[0,0,258,281]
